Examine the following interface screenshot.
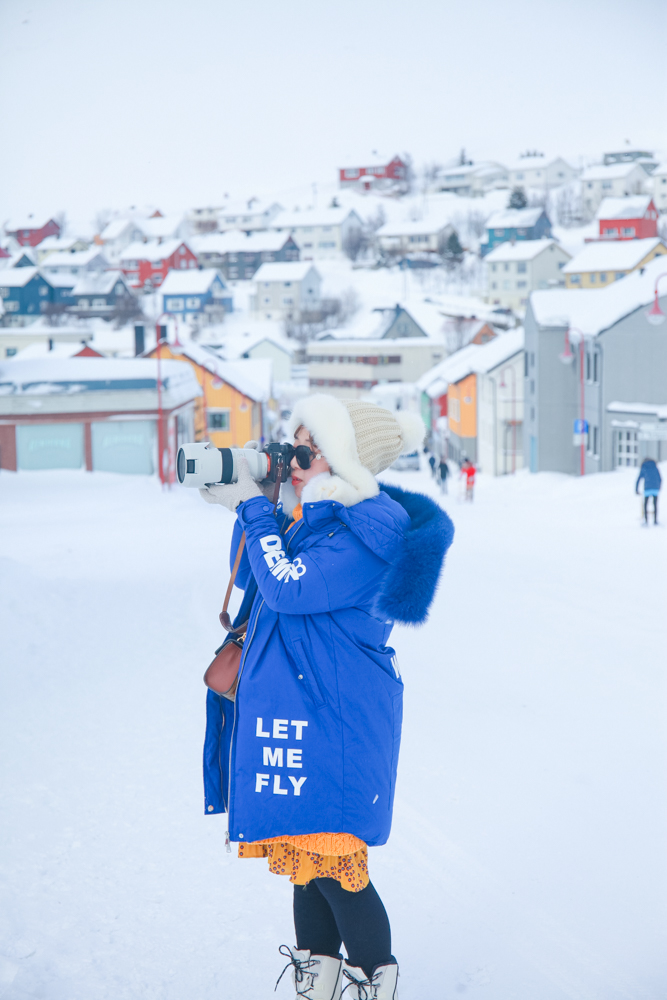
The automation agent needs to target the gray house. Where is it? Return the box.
[524,254,667,474]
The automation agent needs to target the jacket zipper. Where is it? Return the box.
[227,597,265,840]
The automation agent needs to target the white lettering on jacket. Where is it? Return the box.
[256,718,270,738]
[291,720,308,740]
[263,747,283,767]
[255,773,269,792]
[287,748,302,768]
[288,776,307,795]
[259,534,307,582]
[273,719,288,739]
[273,775,288,795]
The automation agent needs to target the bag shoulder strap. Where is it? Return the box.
[218,454,286,634]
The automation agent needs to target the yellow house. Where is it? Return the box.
[146,341,265,446]
[448,373,477,463]
[562,237,667,289]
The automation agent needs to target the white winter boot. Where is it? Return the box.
[342,961,399,1000]
[276,945,343,1000]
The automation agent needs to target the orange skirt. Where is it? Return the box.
[238,833,369,893]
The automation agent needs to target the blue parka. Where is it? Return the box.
[636,459,662,493]
[203,483,453,847]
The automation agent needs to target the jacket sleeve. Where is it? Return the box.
[236,496,382,614]
[635,468,644,492]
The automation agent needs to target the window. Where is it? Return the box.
[38,284,48,296]
[450,397,461,422]
[593,352,599,383]
[590,273,596,283]
[516,172,524,180]
[491,282,497,290]
[491,263,497,273]
[602,181,612,190]
[179,246,186,255]
[167,297,184,311]
[600,272,607,282]
[78,298,89,308]
[517,229,527,236]
[180,260,187,269]
[264,297,270,304]
[283,282,291,287]
[504,263,509,272]
[6,347,17,357]
[586,352,591,381]
[591,426,598,457]
[603,227,618,236]
[570,275,581,284]
[154,260,162,268]
[185,297,201,309]
[494,229,504,237]
[616,430,638,467]
[517,261,527,273]
[92,298,106,308]
[4,300,19,311]
[208,410,230,431]
[621,227,635,237]
[114,284,124,294]
[530,352,535,366]
[502,280,510,290]
[283,297,294,305]
[319,241,336,248]
[517,280,527,288]
[614,272,624,280]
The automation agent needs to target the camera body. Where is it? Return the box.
[177,441,293,488]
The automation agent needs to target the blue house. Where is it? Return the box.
[0,267,53,324]
[161,268,232,317]
[482,207,552,256]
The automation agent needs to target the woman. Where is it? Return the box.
[200,395,454,1000]
[635,456,661,525]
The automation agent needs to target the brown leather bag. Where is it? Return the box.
[203,457,285,701]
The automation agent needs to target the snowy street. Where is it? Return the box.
[1,465,665,1000]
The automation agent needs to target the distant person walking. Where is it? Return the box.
[428,454,437,478]
[438,458,449,495]
[460,459,476,502]
[636,457,661,525]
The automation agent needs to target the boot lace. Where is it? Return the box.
[342,967,382,1000]
[275,944,319,995]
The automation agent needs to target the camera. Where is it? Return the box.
[177,442,294,488]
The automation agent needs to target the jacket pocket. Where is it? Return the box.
[292,638,327,710]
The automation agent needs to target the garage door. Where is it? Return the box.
[16,423,84,470]
[91,420,154,475]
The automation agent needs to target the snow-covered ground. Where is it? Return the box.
[1,464,665,999]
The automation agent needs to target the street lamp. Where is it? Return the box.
[646,272,667,325]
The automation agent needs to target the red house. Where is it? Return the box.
[5,216,61,247]
[118,238,198,289]
[596,196,659,240]
[339,156,407,191]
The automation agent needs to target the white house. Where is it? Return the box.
[99,219,145,258]
[271,207,363,260]
[486,239,570,310]
[580,162,649,214]
[376,219,454,256]
[503,154,578,190]
[138,214,190,243]
[651,163,667,212]
[218,199,283,233]
[431,162,506,196]
[41,248,109,277]
[252,261,321,320]
[35,236,90,264]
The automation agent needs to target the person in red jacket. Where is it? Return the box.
[460,458,476,501]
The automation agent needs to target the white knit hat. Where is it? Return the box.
[286,394,425,507]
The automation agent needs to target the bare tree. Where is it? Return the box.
[54,211,68,237]
[342,227,364,261]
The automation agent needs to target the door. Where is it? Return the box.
[16,422,84,470]
[91,420,154,474]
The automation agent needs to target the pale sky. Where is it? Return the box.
[1,0,665,231]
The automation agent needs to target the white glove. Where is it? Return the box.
[243,440,276,500]
[199,456,263,511]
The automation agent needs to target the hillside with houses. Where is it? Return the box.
[2,146,666,480]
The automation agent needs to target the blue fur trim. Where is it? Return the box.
[375,483,454,625]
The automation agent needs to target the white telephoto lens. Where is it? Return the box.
[231,449,268,483]
[176,443,222,487]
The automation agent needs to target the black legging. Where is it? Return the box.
[644,495,658,523]
[293,878,393,978]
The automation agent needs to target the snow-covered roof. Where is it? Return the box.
[42,248,108,269]
[504,155,573,173]
[191,230,294,255]
[100,219,138,241]
[119,239,188,263]
[0,266,42,287]
[486,207,546,229]
[220,199,282,219]
[607,401,667,418]
[164,341,268,401]
[530,254,667,335]
[581,162,648,181]
[4,215,57,233]
[138,215,186,240]
[438,161,505,179]
[36,235,83,254]
[253,261,319,283]
[71,270,130,296]
[595,196,655,220]
[0,358,201,409]
[562,238,665,274]
[271,207,361,230]
[159,268,226,295]
[6,249,37,267]
[376,219,451,238]
[485,238,566,263]
[12,342,99,360]
[417,328,525,390]
[44,272,77,288]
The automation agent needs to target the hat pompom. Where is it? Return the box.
[395,410,426,454]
